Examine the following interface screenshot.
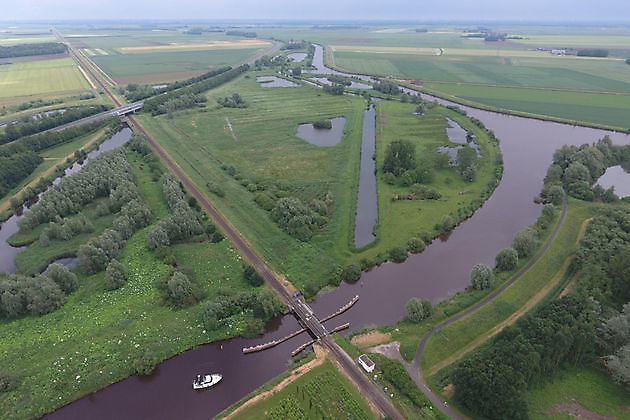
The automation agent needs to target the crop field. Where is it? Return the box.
[0,148,259,419]
[228,359,376,420]
[0,58,89,102]
[526,366,630,420]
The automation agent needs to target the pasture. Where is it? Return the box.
[0,58,89,102]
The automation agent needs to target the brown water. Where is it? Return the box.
[43,49,630,419]
[295,117,346,146]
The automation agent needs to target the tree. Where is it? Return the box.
[547,185,564,206]
[564,162,591,185]
[512,228,537,258]
[44,263,78,294]
[407,237,425,253]
[470,264,494,290]
[167,271,193,307]
[341,264,361,283]
[243,265,264,287]
[202,301,221,330]
[457,145,478,182]
[252,288,285,321]
[406,298,433,322]
[383,140,416,176]
[495,248,518,271]
[105,259,128,290]
[147,225,170,249]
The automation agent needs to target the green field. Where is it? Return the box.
[0,58,89,100]
[227,359,376,420]
[527,366,630,420]
[0,148,263,419]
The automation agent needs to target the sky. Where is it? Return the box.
[2,0,630,22]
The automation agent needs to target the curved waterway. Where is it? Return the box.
[45,47,630,419]
[0,128,132,274]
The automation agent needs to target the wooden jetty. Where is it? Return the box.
[242,327,308,354]
[320,295,359,323]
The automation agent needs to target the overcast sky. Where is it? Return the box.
[2,0,630,22]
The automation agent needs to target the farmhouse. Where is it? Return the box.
[357,354,375,373]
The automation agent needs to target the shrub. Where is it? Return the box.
[407,237,425,253]
[44,263,78,294]
[243,265,264,287]
[340,264,361,283]
[470,264,494,290]
[0,371,19,392]
[134,350,160,376]
[147,225,170,249]
[105,259,128,290]
[167,271,193,307]
[389,246,408,263]
[495,248,518,271]
[441,215,456,231]
[406,297,434,322]
[211,231,224,243]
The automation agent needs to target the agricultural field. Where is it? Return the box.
[226,359,376,420]
[0,58,90,104]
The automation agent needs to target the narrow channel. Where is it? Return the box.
[354,104,378,248]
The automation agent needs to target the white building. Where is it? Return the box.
[358,354,375,373]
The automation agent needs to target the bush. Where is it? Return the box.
[470,264,494,290]
[243,265,264,287]
[167,271,193,307]
[341,264,361,283]
[105,259,128,290]
[313,119,332,129]
[0,371,19,392]
[389,246,408,263]
[512,228,538,258]
[495,248,518,271]
[211,231,224,243]
[407,237,425,253]
[242,318,265,338]
[134,350,160,376]
[406,297,433,322]
[441,215,456,231]
[44,263,78,294]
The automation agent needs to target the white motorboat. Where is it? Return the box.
[192,373,222,390]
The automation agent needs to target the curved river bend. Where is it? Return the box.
[43,48,630,419]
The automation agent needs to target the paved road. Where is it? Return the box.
[402,197,568,420]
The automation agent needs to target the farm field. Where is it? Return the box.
[226,359,376,420]
[526,366,630,420]
[0,147,262,419]
[0,58,89,103]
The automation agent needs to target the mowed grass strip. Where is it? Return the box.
[420,200,593,372]
[0,58,89,98]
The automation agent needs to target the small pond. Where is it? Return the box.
[595,165,630,198]
[295,117,346,147]
[256,76,299,88]
[287,52,307,62]
[437,117,480,165]
[310,77,372,90]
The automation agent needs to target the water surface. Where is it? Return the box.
[256,76,299,87]
[295,117,346,147]
[354,105,378,248]
[596,165,630,197]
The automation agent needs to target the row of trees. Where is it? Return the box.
[144,65,249,115]
[0,263,77,319]
[121,67,231,102]
[0,152,42,199]
[0,42,66,59]
[0,105,110,144]
[40,212,94,246]
[157,93,207,116]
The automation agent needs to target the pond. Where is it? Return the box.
[295,117,346,147]
[287,52,307,62]
[310,77,372,90]
[595,165,630,198]
[256,76,299,88]
[354,105,378,248]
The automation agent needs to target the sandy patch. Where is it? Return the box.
[442,383,455,398]
[351,331,391,348]
[120,40,270,52]
[223,344,326,419]
[368,341,401,360]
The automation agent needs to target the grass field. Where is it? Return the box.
[0,58,89,101]
[420,200,594,372]
[527,366,630,420]
[0,148,263,419]
[227,359,376,420]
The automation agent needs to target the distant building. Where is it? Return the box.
[358,354,375,373]
[551,49,566,55]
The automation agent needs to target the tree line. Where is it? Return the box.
[120,66,230,102]
[0,42,66,59]
[143,65,249,115]
[0,105,111,145]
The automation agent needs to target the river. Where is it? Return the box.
[40,46,630,419]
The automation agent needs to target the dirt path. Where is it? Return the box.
[558,217,592,298]
[223,344,327,419]
[225,117,238,141]
[0,127,107,214]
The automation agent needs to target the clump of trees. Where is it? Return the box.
[158,93,207,115]
[456,145,478,182]
[0,273,66,319]
[373,79,401,95]
[577,48,608,57]
[40,212,95,245]
[313,119,332,129]
[406,297,434,322]
[323,83,344,95]
[105,259,128,290]
[271,196,328,242]
[147,174,202,248]
[470,264,494,290]
[340,264,361,283]
[512,228,538,258]
[225,30,257,38]
[217,93,246,108]
[44,263,78,294]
